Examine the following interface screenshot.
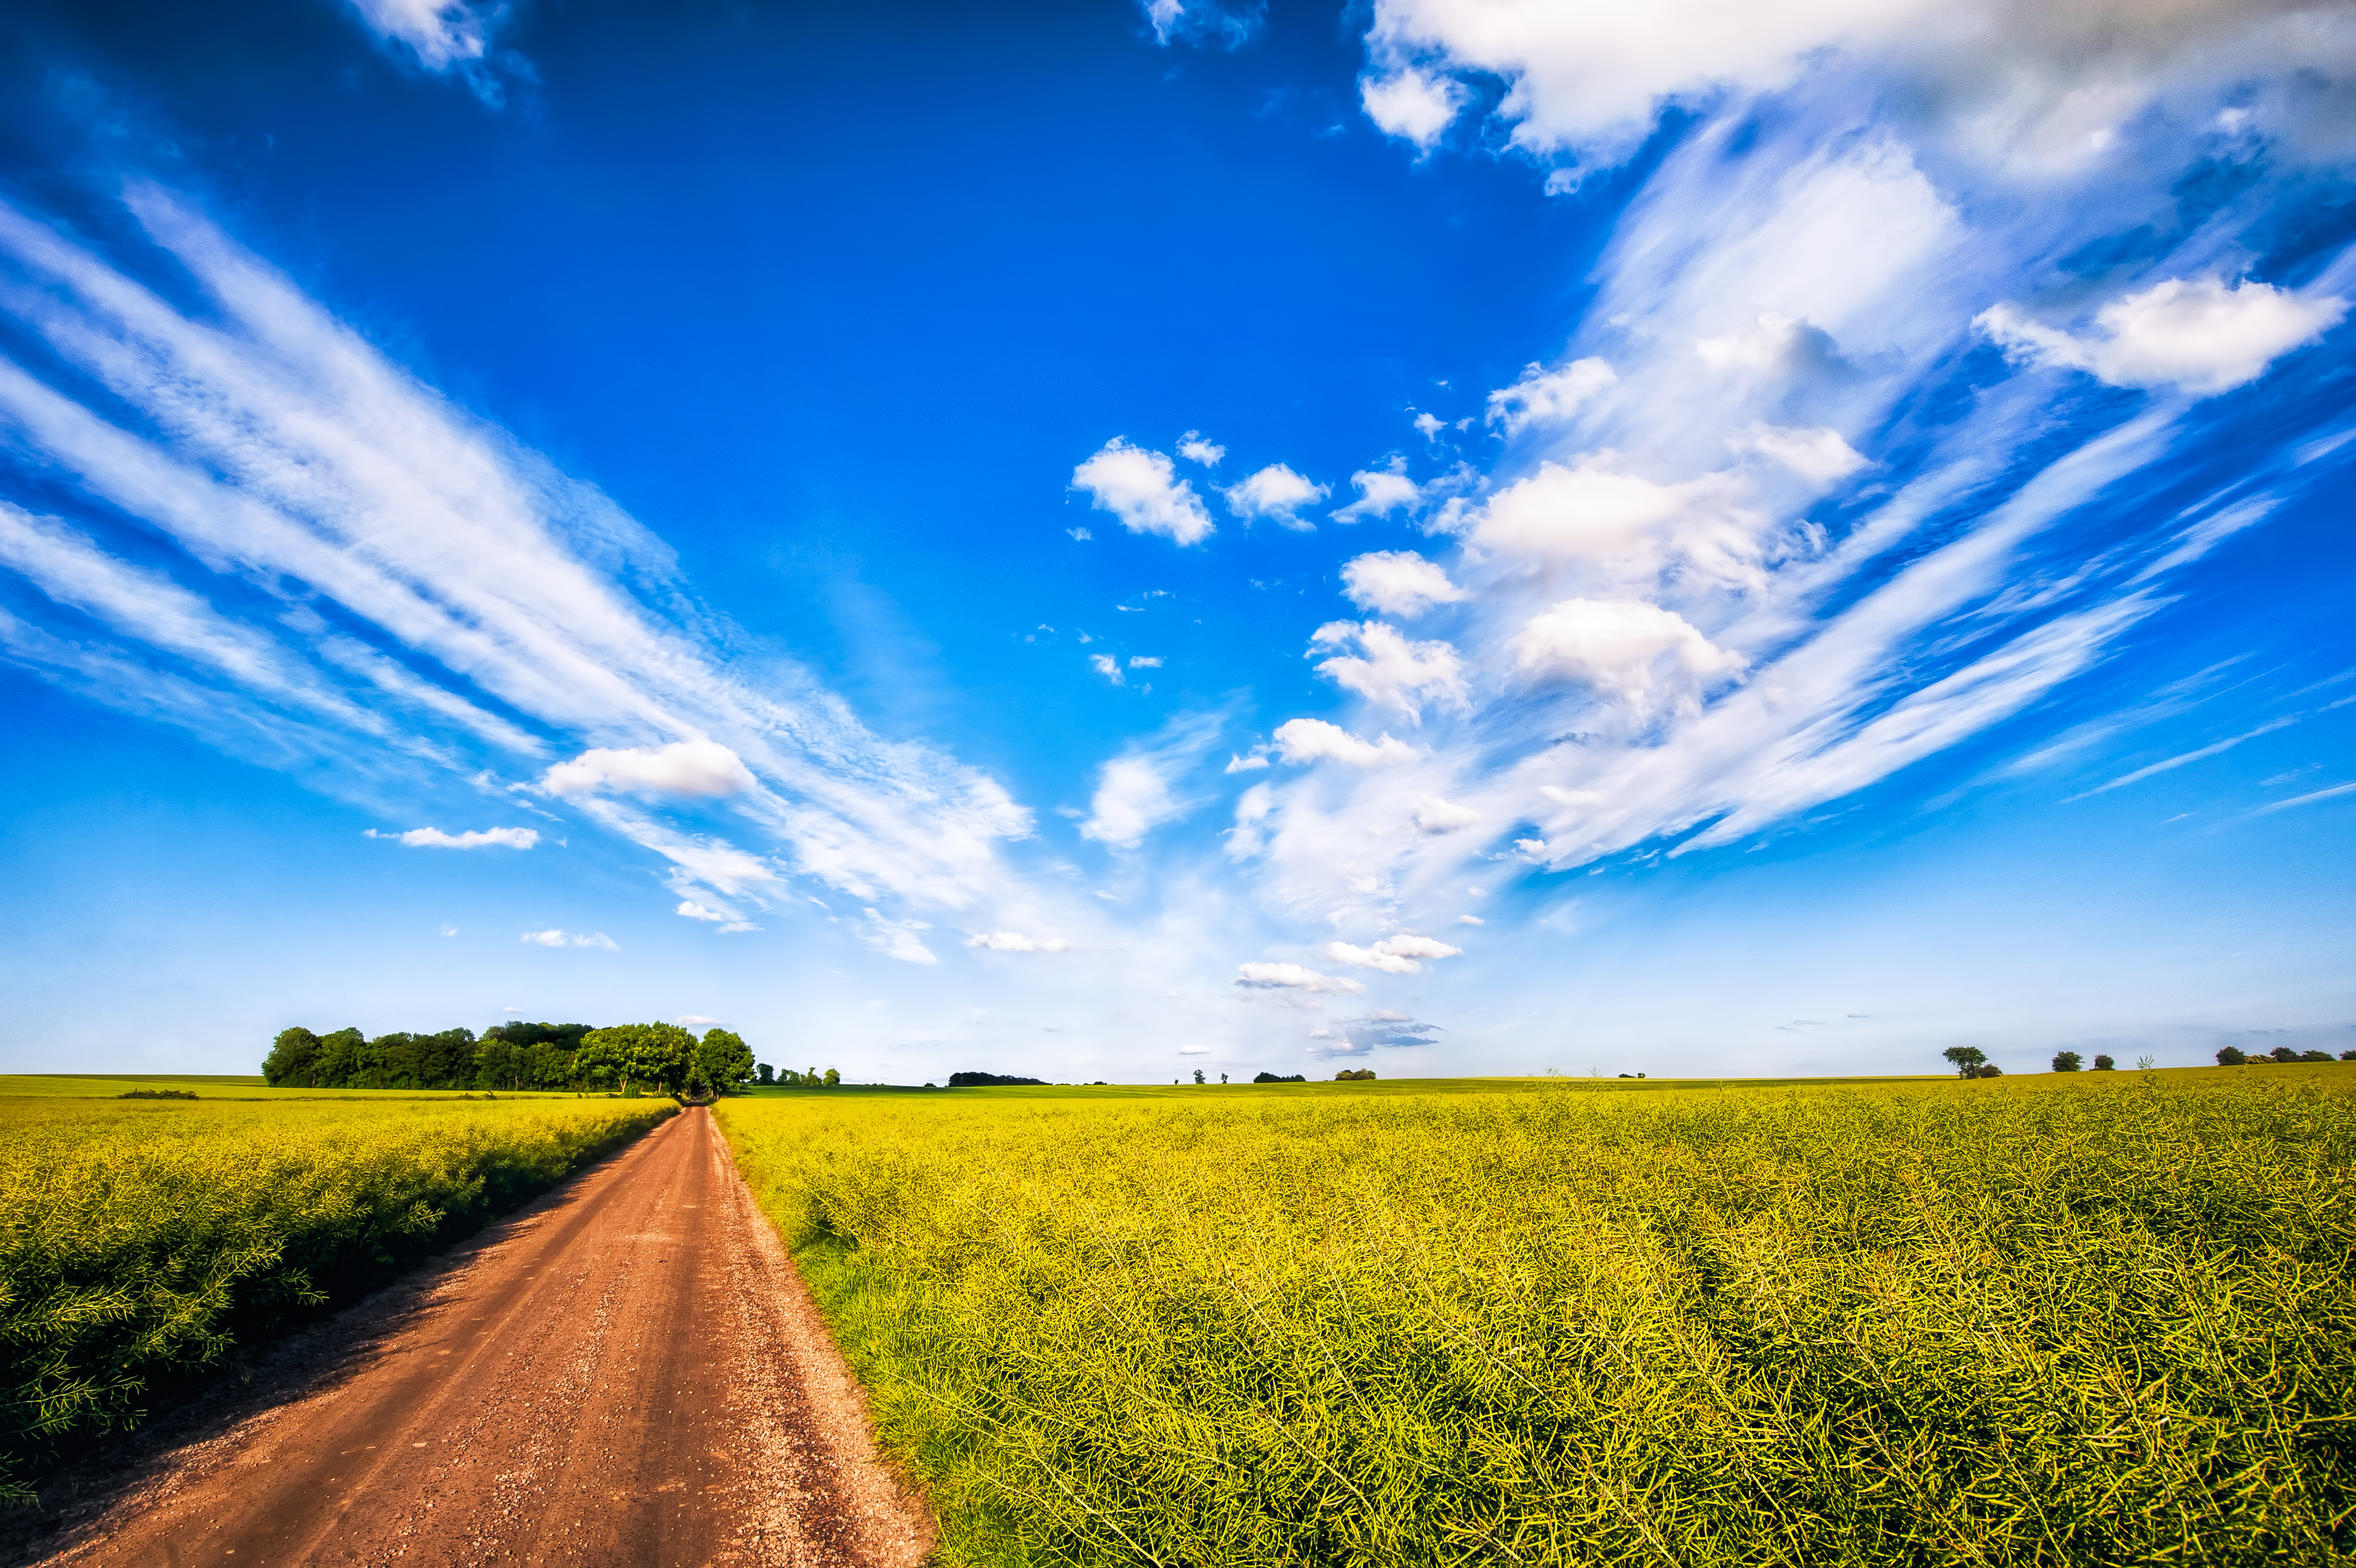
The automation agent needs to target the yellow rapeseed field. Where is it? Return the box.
[719,1068,2356,1567]
[0,1086,670,1498]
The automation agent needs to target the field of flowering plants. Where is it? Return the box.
[719,1067,2356,1567]
[0,1082,670,1501]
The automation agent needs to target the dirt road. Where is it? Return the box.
[38,1107,932,1567]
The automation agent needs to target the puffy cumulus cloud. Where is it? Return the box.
[1235,961,1366,994]
[542,739,756,799]
[1341,551,1466,618]
[1472,460,1757,582]
[1072,439,1216,546]
[1272,718,1421,768]
[1980,278,2348,397]
[1177,431,1226,466]
[521,929,617,950]
[1512,598,1749,723]
[366,825,538,849]
[677,900,727,921]
[1309,621,1469,720]
[1734,425,1869,484]
[1487,357,1616,435]
[1222,464,1330,530]
[1358,0,2356,172]
[1090,653,1127,686]
[1410,795,1481,833]
[1360,67,1467,148]
[1324,932,1464,973]
[1331,465,1425,524]
[966,930,1072,953]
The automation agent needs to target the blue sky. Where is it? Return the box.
[1,0,2353,1081]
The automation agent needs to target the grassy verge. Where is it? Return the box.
[0,1087,673,1501]
[718,1068,2356,1566]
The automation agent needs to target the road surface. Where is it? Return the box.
[36,1107,932,1567]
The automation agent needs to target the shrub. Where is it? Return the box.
[2298,1050,2334,1063]
[2091,1055,2115,1070]
[2052,1051,2082,1072]
[1252,1073,1307,1085]
[2217,1046,2248,1066]
[1973,1063,2004,1078]
[1333,1069,1376,1082]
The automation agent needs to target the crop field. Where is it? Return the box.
[718,1067,2356,1567]
[0,1081,672,1500]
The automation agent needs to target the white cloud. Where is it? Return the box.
[1139,0,1262,48]
[1736,425,1869,484]
[1980,278,2347,397]
[677,900,727,921]
[542,739,756,799]
[1487,357,1615,435]
[861,908,939,966]
[367,825,539,849]
[1272,718,1421,768]
[1510,598,1749,723]
[1235,961,1366,994]
[1360,68,1466,148]
[1324,932,1464,973]
[675,1014,724,1028]
[1078,710,1226,850]
[1410,796,1481,833]
[1224,751,1270,772]
[1072,439,1217,546]
[1081,755,1178,849]
[1309,621,1469,719]
[1474,458,1750,576]
[1129,655,1163,669]
[1222,464,1330,530]
[343,0,490,69]
[521,929,617,950]
[1177,431,1226,466]
[966,931,1072,953]
[1090,653,1126,686]
[1331,465,1425,524]
[1341,551,1466,618]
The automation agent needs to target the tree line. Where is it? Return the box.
[263,1020,756,1095]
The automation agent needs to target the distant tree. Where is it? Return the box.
[263,1026,322,1087]
[2297,1048,2334,1063]
[2052,1051,2083,1073]
[1252,1072,1306,1083]
[2091,1054,2115,1071]
[947,1072,1047,1087]
[314,1027,366,1087]
[1219,1073,1228,1085]
[1973,1063,2004,1078]
[756,1063,775,1086]
[1334,1068,1376,1081]
[823,1067,840,1087]
[2216,1045,2248,1066]
[1192,1069,1205,1085]
[1943,1046,1989,1078]
[2343,1050,2356,1062]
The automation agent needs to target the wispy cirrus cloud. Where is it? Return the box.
[0,183,1030,934]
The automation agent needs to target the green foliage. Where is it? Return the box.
[2219,1046,2250,1066]
[1334,1068,1376,1081]
[1941,1045,1988,1076]
[718,1070,2356,1567]
[694,1029,756,1092]
[0,1095,670,1499]
[2051,1050,2082,1072]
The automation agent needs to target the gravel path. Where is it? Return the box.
[30,1107,934,1567]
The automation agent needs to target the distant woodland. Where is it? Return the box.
[261,1021,754,1094]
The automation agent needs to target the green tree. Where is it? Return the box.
[1943,1046,1988,1078]
[1192,1069,1205,1085]
[313,1027,366,1087]
[574,1031,624,1090]
[693,1029,756,1093]
[627,1024,697,1094]
[2216,1045,2248,1065]
[2052,1051,2083,1072]
[263,1026,321,1087]
[823,1067,840,1088]
[2091,1054,2116,1070]
[756,1062,774,1085]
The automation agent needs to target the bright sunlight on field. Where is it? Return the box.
[719,1068,2356,1567]
[0,1083,671,1500]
